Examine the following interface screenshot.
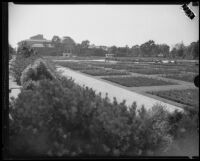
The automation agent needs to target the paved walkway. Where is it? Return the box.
[57,66,184,113]
[9,75,21,100]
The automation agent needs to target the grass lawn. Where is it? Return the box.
[103,76,176,87]
[148,89,199,108]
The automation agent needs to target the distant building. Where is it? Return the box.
[88,44,109,51]
[18,34,53,48]
[105,54,114,58]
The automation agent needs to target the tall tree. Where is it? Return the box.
[140,40,156,57]
[189,41,199,59]
[62,36,76,53]
[131,45,140,57]
[9,44,16,60]
[81,40,90,49]
[157,44,170,58]
[51,35,61,48]
[109,46,117,54]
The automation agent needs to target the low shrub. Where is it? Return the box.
[9,78,175,157]
[20,58,56,86]
[10,44,40,85]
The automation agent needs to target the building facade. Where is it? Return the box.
[18,34,53,48]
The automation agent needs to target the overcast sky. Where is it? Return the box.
[9,3,199,48]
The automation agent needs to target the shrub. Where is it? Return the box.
[9,59,198,157]
[9,77,175,157]
[20,58,56,86]
[158,107,199,156]
[9,44,16,60]
[10,44,40,85]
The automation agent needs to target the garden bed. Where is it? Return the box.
[148,89,199,108]
[80,68,129,76]
[103,76,176,87]
[128,68,181,75]
[161,73,197,82]
[55,61,99,70]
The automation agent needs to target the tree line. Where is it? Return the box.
[10,36,199,59]
[51,36,199,59]
[110,40,199,59]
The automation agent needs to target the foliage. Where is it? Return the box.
[51,35,62,48]
[170,41,199,59]
[10,43,40,85]
[9,76,176,157]
[140,40,157,57]
[159,107,199,156]
[81,40,90,49]
[62,36,76,53]
[9,44,16,60]
[9,52,199,157]
[20,58,56,86]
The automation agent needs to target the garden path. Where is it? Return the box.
[57,66,184,113]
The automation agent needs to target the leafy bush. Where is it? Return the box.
[158,107,199,156]
[9,76,176,157]
[20,58,56,86]
[9,44,16,60]
[10,44,40,85]
[9,57,198,157]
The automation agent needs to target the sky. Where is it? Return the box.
[9,3,199,49]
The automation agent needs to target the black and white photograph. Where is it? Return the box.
[5,2,199,158]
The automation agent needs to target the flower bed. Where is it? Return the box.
[103,76,176,87]
[55,61,99,70]
[81,68,129,76]
[161,73,197,82]
[128,68,181,75]
[148,89,199,108]
[88,62,198,74]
